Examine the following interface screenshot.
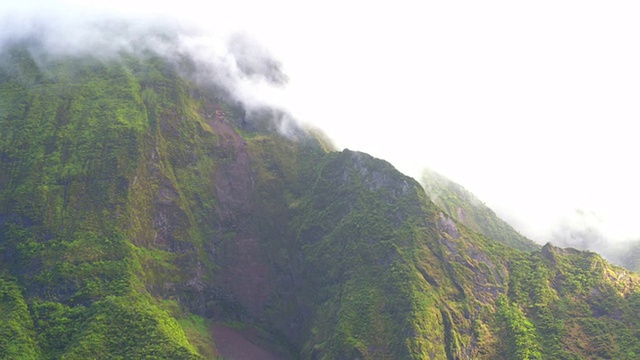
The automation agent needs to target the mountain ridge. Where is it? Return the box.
[1,40,640,359]
[422,167,539,252]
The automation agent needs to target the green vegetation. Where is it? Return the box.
[0,46,206,359]
[178,315,219,359]
[0,276,40,359]
[422,168,539,251]
[1,41,640,359]
[496,295,542,360]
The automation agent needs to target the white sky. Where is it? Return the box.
[3,1,640,244]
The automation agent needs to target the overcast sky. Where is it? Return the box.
[2,1,640,246]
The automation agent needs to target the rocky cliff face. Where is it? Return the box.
[2,43,640,359]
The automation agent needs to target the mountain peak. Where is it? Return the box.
[1,42,640,359]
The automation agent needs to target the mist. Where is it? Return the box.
[0,2,294,122]
[3,1,640,265]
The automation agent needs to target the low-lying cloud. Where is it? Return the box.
[0,3,292,123]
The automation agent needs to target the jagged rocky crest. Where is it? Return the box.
[2,42,640,360]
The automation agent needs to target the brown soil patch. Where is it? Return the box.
[212,324,281,360]
[205,116,273,315]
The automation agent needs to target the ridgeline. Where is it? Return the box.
[1,41,640,359]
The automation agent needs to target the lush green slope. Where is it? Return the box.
[422,167,539,252]
[0,45,212,359]
[2,41,640,360]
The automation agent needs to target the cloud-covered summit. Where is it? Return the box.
[0,5,288,107]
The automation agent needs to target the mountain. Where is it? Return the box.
[422,168,539,252]
[2,39,640,359]
[617,241,640,273]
